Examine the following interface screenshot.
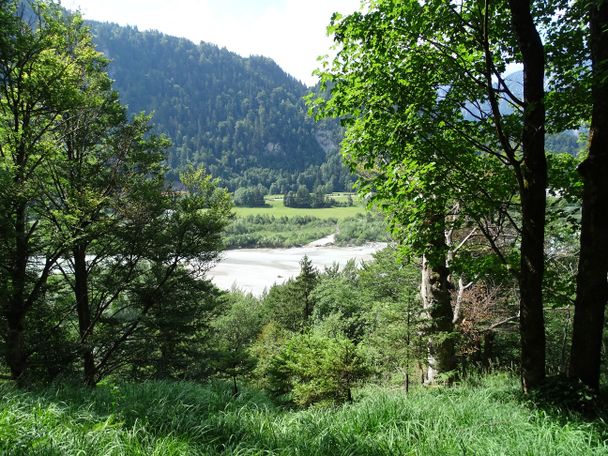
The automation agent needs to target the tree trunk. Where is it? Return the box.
[420,252,456,384]
[569,0,608,391]
[232,376,239,396]
[482,331,495,371]
[508,0,547,392]
[5,203,29,382]
[5,200,58,384]
[560,306,571,375]
[73,243,96,387]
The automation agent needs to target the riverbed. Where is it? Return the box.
[208,243,386,296]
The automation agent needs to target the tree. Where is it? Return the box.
[210,291,264,394]
[295,255,318,324]
[310,260,363,340]
[262,280,304,332]
[508,0,548,393]
[569,0,608,390]
[310,0,555,390]
[534,0,608,391]
[35,22,172,384]
[0,0,105,382]
[357,248,426,391]
[249,321,292,392]
[130,269,221,381]
[233,186,266,207]
[93,165,232,384]
[269,332,371,406]
[420,232,457,383]
[0,1,234,385]
[262,255,319,332]
[283,185,314,208]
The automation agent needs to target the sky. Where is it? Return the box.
[60,0,361,86]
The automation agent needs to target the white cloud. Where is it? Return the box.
[60,0,359,85]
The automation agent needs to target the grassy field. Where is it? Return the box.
[1,374,607,455]
[233,194,367,220]
[227,193,386,248]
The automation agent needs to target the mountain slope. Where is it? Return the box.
[89,22,347,191]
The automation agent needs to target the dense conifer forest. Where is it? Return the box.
[88,21,352,193]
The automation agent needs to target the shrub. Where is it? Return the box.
[268,332,372,406]
[233,187,266,207]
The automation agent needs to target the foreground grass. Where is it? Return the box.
[1,375,606,455]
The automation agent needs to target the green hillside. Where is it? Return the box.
[89,22,350,192]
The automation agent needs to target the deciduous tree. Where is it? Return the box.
[569,0,608,390]
[310,0,553,389]
[0,0,105,382]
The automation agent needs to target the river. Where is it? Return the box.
[208,242,386,296]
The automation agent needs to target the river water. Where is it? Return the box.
[208,243,386,296]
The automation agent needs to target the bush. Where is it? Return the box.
[223,215,337,248]
[233,187,266,207]
[268,332,372,406]
[336,213,391,245]
[283,186,332,208]
[531,375,599,415]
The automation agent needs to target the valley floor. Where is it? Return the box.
[208,242,385,295]
[1,374,606,455]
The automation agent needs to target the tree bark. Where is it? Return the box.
[420,249,456,384]
[508,0,547,392]
[5,201,58,383]
[569,0,608,391]
[6,203,28,381]
[73,243,96,387]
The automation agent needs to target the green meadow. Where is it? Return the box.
[225,194,387,248]
[233,194,366,220]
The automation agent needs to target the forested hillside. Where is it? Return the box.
[88,22,351,192]
[87,21,583,195]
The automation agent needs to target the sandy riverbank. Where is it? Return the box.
[208,242,386,296]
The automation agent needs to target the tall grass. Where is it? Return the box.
[1,374,606,455]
